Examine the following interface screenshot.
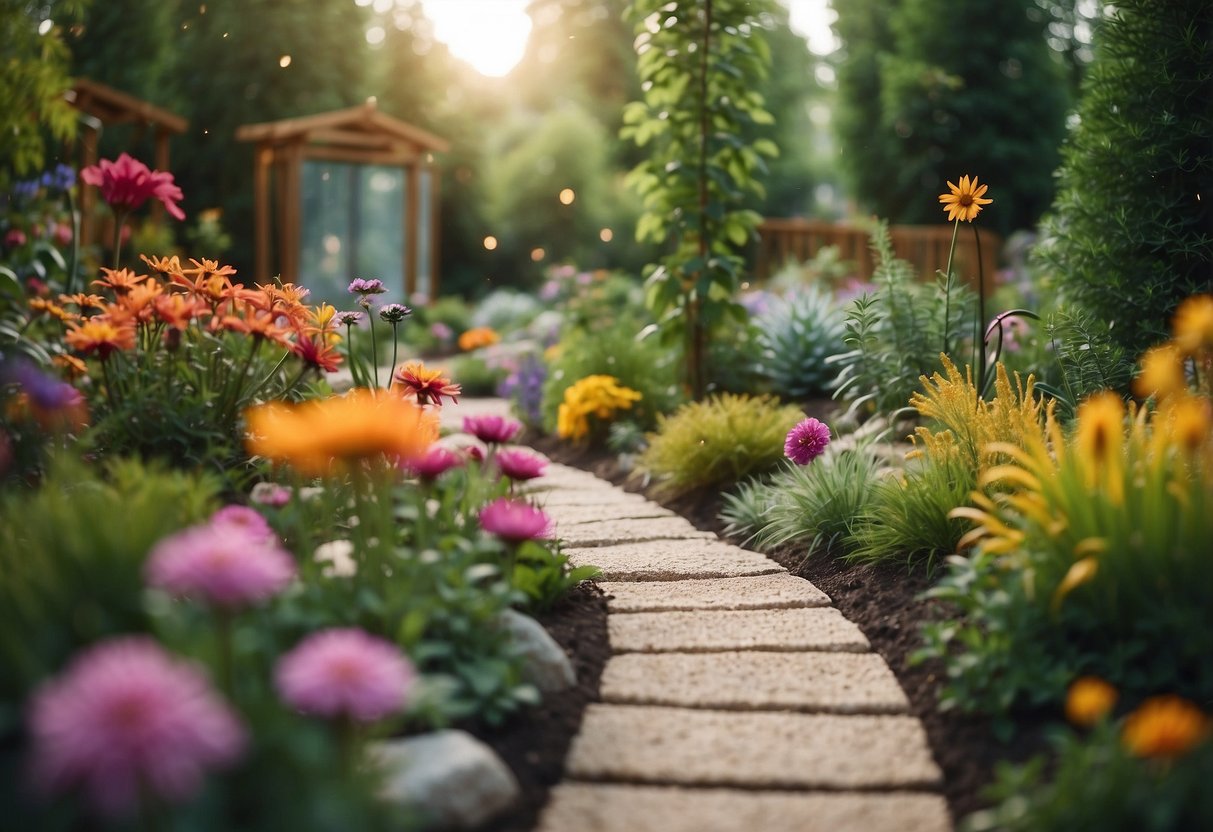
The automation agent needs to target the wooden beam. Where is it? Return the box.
[404,163,419,298]
[307,127,398,151]
[253,145,272,283]
[301,145,419,167]
[280,142,303,283]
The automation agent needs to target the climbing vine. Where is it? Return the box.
[622,0,777,398]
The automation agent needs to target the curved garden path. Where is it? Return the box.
[448,401,951,831]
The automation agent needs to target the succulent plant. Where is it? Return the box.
[751,285,846,401]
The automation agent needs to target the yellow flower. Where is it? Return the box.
[1173,294,1213,356]
[1161,394,1212,455]
[245,389,439,476]
[1122,696,1210,759]
[1134,344,1187,401]
[556,375,642,441]
[1065,677,1117,727]
[458,327,500,352]
[938,175,993,223]
[1075,391,1125,469]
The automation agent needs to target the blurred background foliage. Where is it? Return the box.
[5,0,1106,299]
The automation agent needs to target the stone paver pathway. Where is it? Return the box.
[528,462,952,832]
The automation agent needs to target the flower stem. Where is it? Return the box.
[942,218,960,357]
[972,223,987,399]
[367,307,379,389]
[390,321,399,382]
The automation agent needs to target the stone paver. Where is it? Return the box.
[599,573,829,612]
[568,705,941,789]
[537,784,951,832]
[567,540,785,581]
[556,516,716,548]
[609,608,869,653]
[601,651,908,713]
[544,502,676,526]
[530,488,655,507]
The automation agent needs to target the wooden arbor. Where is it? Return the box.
[65,78,188,247]
[235,100,449,295]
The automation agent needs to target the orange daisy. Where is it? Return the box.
[140,254,185,278]
[65,318,136,359]
[392,360,462,407]
[92,267,147,294]
[938,175,993,223]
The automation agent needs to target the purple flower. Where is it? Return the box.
[479,498,552,543]
[494,448,547,482]
[28,638,245,817]
[463,414,521,445]
[275,629,414,723]
[6,361,81,411]
[539,280,561,301]
[334,310,364,327]
[429,321,453,341]
[145,520,296,609]
[404,445,465,480]
[347,278,386,296]
[784,417,831,465]
[378,303,412,324]
[41,164,76,192]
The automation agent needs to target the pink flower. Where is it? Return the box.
[145,521,296,609]
[784,417,831,465]
[4,228,27,248]
[80,153,185,220]
[28,638,244,817]
[275,629,414,722]
[479,497,552,543]
[250,482,293,508]
[210,505,274,542]
[495,448,547,482]
[405,445,465,480]
[463,414,521,445]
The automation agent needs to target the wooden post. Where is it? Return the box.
[429,164,441,298]
[404,160,419,298]
[79,125,99,248]
[253,145,271,283]
[280,141,303,283]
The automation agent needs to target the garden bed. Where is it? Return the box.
[529,433,1050,824]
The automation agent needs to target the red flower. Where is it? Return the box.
[293,336,343,373]
[80,153,185,221]
[393,361,461,407]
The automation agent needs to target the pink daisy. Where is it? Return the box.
[784,417,831,465]
[463,414,521,445]
[479,497,553,543]
[28,638,244,817]
[210,504,274,542]
[275,629,414,722]
[494,448,548,482]
[145,521,296,609]
[404,445,466,481]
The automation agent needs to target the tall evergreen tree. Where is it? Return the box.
[1040,0,1213,357]
[833,0,1070,235]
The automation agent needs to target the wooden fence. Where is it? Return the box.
[754,218,1002,286]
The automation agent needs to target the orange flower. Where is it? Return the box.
[938,175,993,223]
[217,308,292,347]
[458,326,500,351]
[1134,344,1187,400]
[245,389,439,475]
[1122,696,1209,759]
[53,354,89,380]
[181,258,237,281]
[392,360,461,407]
[92,267,146,294]
[58,293,108,310]
[116,281,165,323]
[28,298,77,323]
[1065,677,1118,727]
[1173,294,1213,356]
[140,254,185,279]
[154,293,207,330]
[171,270,233,305]
[292,336,343,373]
[65,318,136,359]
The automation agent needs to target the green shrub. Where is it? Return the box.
[541,319,684,434]
[0,455,219,707]
[1038,0,1213,359]
[722,448,881,560]
[470,288,541,336]
[829,222,973,417]
[1043,307,1136,417]
[752,285,847,401]
[637,393,804,499]
[448,353,507,398]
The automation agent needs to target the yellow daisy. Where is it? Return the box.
[938,175,993,223]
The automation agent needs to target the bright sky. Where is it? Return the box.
[418,0,835,78]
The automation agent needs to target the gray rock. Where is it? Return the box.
[497,608,576,693]
[373,731,519,830]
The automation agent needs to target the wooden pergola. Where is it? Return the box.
[64,78,188,247]
[235,100,449,293]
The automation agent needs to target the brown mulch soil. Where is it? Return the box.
[523,433,1050,826]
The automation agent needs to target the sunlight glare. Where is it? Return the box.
[420,0,531,77]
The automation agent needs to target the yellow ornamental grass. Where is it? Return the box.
[556,375,643,441]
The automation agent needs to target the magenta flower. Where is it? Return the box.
[275,629,414,722]
[495,448,547,482]
[463,414,521,445]
[479,497,552,543]
[145,521,296,609]
[28,638,244,817]
[405,445,465,480]
[79,153,185,220]
[210,505,274,542]
[784,417,831,465]
[347,278,386,296]
[334,310,364,327]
